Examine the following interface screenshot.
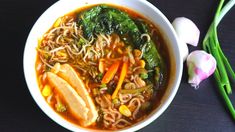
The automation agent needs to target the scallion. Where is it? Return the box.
[202,0,235,120]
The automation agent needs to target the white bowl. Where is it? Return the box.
[23,0,183,131]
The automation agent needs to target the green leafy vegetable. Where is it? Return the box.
[134,19,164,84]
[78,5,164,84]
[120,84,153,94]
[141,40,162,69]
[134,19,162,69]
[202,0,235,120]
[78,5,141,45]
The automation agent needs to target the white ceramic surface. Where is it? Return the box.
[23,0,183,131]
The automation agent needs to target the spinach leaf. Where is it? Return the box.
[78,5,163,81]
[135,19,166,86]
[78,5,141,45]
[134,19,162,69]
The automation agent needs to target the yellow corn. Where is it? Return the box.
[57,51,67,58]
[117,48,123,54]
[139,60,145,68]
[51,63,60,74]
[53,18,61,27]
[98,60,105,73]
[38,37,42,45]
[133,49,142,57]
[92,88,99,96]
[42,85,52,97]
[119,105,132,117]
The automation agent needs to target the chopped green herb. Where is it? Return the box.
[55,102,66,112]
[140,73,148,79]
[77,38,86,46]
[96,73,103,81]
[99,83,107,88]
[112,98,120,105]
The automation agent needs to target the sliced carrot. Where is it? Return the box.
[112,61,128,99]
[101,61,120,84]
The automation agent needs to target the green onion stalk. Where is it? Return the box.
[202,0,235,119]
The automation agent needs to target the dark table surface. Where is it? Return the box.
[1,0,235,131]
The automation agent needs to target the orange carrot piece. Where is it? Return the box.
[101,61,120,84]
[112,62,128,99]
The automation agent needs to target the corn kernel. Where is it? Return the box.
[51,63,60,74]
[42,85,52,97]
[57,51,67,58]
[53,18,61,27]
[38,37,42,45]
[119,105,132,117]
[117,48,123,54]
[92,88,99,96]
[99,60,105,73]
[139,60,145,68]
[133,49,142,57]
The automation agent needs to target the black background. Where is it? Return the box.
[1,0,235,131]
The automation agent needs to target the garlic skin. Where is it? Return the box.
[187,50,216,89]
[172,17,200,47]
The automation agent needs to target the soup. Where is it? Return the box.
[36,4,170,130]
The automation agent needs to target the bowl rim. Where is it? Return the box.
[23,0,183,131]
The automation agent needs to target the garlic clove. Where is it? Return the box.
[172,17,200,47]
[187,50,216,89]
[178,38,189,61]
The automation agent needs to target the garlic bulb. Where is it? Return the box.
[187,50,216,89]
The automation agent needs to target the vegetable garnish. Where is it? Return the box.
[119,105,132,117]
[101,61,120,84]
[187,50,216,89]
[78,5,163,75]
[42,85,52,97]
[98,59,105,73]
[120,84,153,94]
[55,96,67,112]
[112,61,128,99]
[36,4,169,129]
[202,0,235,119]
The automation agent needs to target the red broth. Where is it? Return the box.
[35,4,172,130]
